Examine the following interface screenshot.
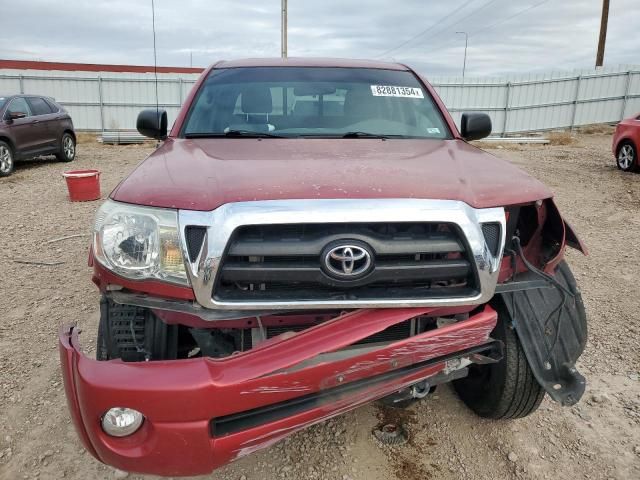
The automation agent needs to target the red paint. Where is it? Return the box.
[612,113,640,169]
[111,137,551,211]
[0,59,203,74]
[59,306,496,476]
[215,57,409,70]
[92,262,195,301]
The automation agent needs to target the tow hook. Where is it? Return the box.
[410,380,430,399]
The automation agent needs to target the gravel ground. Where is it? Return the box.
[0,133,638,480]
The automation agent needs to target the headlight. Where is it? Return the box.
[94,200,189,286]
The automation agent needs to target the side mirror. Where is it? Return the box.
[460,113,492,141]
[6,111,27,123]
[137,109,167,140]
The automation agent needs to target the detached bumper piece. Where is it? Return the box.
[500,262,588,406]
[59,306,497,476]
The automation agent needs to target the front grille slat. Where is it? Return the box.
[214,222,478,302]
[221,259,471,285]
[228,234,463,257]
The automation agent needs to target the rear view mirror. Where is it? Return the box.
[137,109,168,140]
[293,85,337,96]
[460,113,492,141]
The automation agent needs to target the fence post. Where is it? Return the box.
[178,77,184,105]
[19,74,24,94]
[620,70,632,120]
[97,76,105,132]
[501,82,511,137]
[570,75,582,130]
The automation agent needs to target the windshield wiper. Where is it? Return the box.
[185,130,284,139]
[342,132,406,139]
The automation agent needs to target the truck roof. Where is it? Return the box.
[214,57,409,70]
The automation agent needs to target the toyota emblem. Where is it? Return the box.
[322,243,373,279]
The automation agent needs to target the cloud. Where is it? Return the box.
[0,0,638,76]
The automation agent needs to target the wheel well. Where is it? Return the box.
[616,138,636,155]
[0,136,14,152]
[63,130,76,143]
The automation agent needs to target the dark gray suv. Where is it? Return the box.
[0,94,76,177]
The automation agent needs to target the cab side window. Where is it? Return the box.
[6,97,31,118]
[27,97,53,116]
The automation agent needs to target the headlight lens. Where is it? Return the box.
[94,200,189,285]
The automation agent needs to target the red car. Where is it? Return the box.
[59,58,588,477]
[613,113,640,171]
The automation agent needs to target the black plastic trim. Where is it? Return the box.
[210,340,502,436]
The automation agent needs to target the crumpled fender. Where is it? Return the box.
[550,198,588,256]
[563,216,588,255]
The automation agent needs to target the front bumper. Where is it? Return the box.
[60,306,497,476]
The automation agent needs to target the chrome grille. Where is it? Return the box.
[214,222,478,302]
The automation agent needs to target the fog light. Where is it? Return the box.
[101,407,144,437]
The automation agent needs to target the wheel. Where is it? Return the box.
[0,141,15,177]
[453,301,544,419]
[56,132,76,162]
[616,140,637,172]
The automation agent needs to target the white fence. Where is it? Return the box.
[0,70,200,131]
[433,67,640,135]
[1,66,639,135]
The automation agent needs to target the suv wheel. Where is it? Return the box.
[56,133,76,162]
[0,141,15,177]
[453,301,544,419]
[617,141,637,172]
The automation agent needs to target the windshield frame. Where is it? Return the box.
[178,66,453,140]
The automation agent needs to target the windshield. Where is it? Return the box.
[182,67,451,139]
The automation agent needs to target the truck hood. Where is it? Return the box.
[111,138,552,211]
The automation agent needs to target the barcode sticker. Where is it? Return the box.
[370,85,424,98]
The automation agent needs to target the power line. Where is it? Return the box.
[420,0,552,60]
[465,0,551,40]
[376,0,480,58]
[409,0,501,50]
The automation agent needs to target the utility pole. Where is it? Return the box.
[456,31,468,83]
[596,0,609,67]
[281,0,288,58]
[189,50,193,68]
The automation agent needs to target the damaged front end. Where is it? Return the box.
[61,197,588,476]
[60,305,500,476]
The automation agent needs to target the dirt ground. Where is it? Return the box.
[0,132,638,480]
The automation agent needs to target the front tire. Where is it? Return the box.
[453,302,544,419]
[0,141,15,177]
[56,132,76,162]
[616,140,637,172]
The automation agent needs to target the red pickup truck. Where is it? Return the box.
[59,58,588,477]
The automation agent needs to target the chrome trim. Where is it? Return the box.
[178,199,506,311]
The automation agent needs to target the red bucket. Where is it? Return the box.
[62,169,101,202]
